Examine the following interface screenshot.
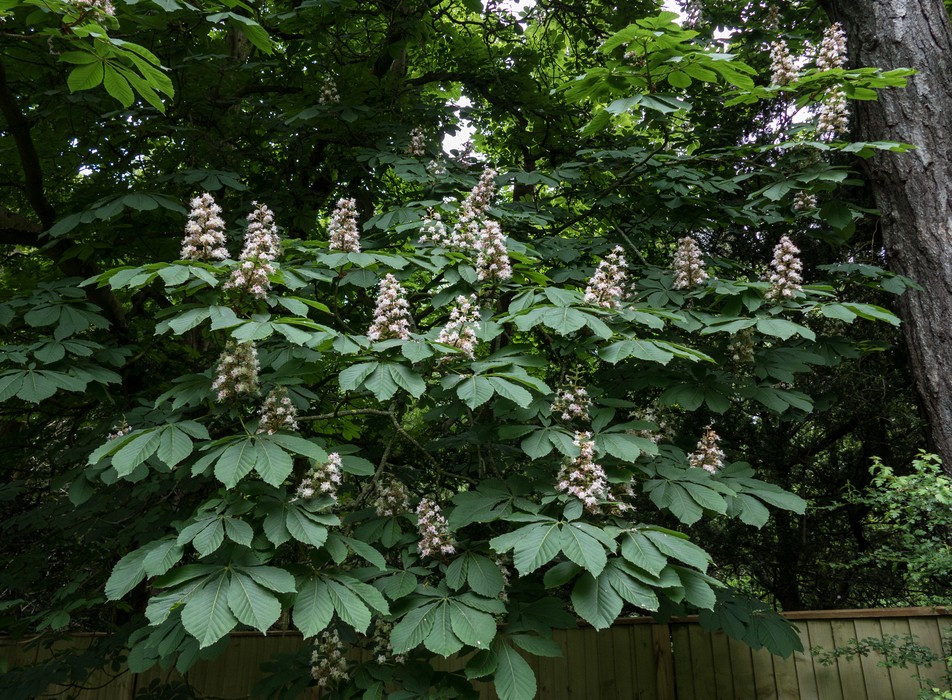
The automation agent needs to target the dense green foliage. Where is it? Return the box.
[0,0,944,698]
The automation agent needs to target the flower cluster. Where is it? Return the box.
[495,556,511,602]
[310,629,348,688]
[678,0,703,27]
[374,478,411,517]
[631,407,669,444]
[672,236,708,290]
[416,498,456,558]
[728,328,756,364]
[296,453,343,501]
[328,197,360,252]
[793,191,818,212]
[225,202,281,299]
[419,209,450,246]
[817,23,848,71]
[107,420,132,440]
[452,167,497,251]
[71,0,115,17]
[584,246,627,309]
[817,87,850,139]
[319,77,340,105]
[426,160,447,177]
[257,387,299,434]
[437,295,480,358]
[556,432,613,513]
[766,235,803,301]
[367,274,411,341]
[212,341,259,402]
[551,386,591,423]
[475,221,512,282]
[181,193,229,261]
[770,39,797,86]
[369,620,405,665]
[688,424,725,474]
[406,128,426,156]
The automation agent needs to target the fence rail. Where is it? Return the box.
[3,608,950,699]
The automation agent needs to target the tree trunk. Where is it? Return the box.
[822,0,952,471]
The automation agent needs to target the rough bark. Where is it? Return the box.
[822,0,952,471]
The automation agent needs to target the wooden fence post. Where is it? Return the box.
[652,622,676,700]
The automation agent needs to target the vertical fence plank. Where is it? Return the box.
[939,616,952,692]
[751,644,779,699]
[909,616,947,691]
[852,618,895,700]
[707,628,735,700]
[607,625,633,699]
[792,621,819,700]
[877,617,923,698]
[830,618,867,699]
[630,624,656,700]
[687,624,717,699]
[771,644,800,700]
[727,636,756,699]
[671,623,695,700]
[806,619,844,700]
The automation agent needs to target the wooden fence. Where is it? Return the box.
[3,608,950,699]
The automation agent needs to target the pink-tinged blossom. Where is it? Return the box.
[225,202,281,299]
[416,498,456,558]
[475,221,511,283]
[71,0,115,16]
[257,387,299,434]
[328,197,360,252]
[107,420,132,440]
[319,77,339,105]
[793,191,817,212]
[817,23,847,71]
[728,328,756,364]
[556,432,614,513]
[369,620,405,665]
[766,235,803,301]
[419,209,451,246]
[769,39,797,86]
[212,341,259,402]
[406,128,426,156]
[688,424,725,474]
[672,236,708,290]
[451,167,497,251]
[367,274,411,341]
[181,193,229,261]
[551,386,591,423]
[817,87,850,139]
[584,246,628,309]
[310,629,348,688]
[374,478,410,517]
[296,453,343,501]
[437,295,480,358]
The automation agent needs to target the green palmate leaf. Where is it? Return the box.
[227,572,281,632]
[157,426,193,467]
[105,546,148,600]
[559,524,607,577]
[391,602,439,653]
[466,554,506,597]
[388,363,426,397]
[326,579,371,633]
[424,602,464,656]
[603,562,659,611]
[241,566,296,594]
[285,507,329,548]
[510,522,562,575]
[457,375,495,408]
[487,376,533,407]
[214,439,257,488]
[643,529,711,572]
[620,532,668,576]
[292,577,334,638]
[448,600,497,649]
[181,571,237,648]
[142,539,184,578]
[571,572,623,630]
[254,440,294,486]
[494,641,537,700]
[112,430,162,477]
